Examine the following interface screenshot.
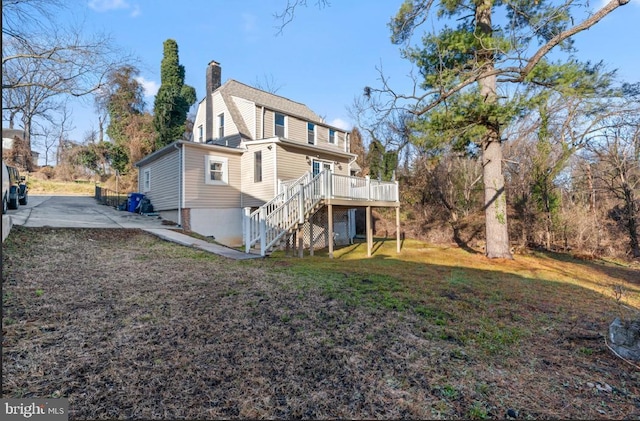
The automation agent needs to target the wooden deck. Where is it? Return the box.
[245,170,400,257]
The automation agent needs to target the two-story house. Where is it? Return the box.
[136,61,399,257]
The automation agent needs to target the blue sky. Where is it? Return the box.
[36,0,640,157]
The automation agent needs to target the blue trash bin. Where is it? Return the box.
[128,193,144,213]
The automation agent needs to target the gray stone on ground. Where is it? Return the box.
[609,317,640,361]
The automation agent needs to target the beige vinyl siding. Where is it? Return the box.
[213,93,238,138]
[255,107,264,139]
[316,125,328,144]
[286,116,306,142]
[139,151,179,211]
[276,144,350,179]
[183,145,241,209]
[264,110,275,138]
[231,96,256,139]
[337,131,346,150]
[241,143,277,207]
[275,145,310,181]
[192,100,206,143]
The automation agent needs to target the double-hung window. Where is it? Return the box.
[275,113,286,137]
[198,125,203,142]
[143,168,151,192]
[205,155,228,185]
[329,129,336,144]
[307,122,315,145]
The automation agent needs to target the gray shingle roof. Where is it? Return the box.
[218,80,326,141]
[221,80,323,122]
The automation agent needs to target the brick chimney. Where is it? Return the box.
[205,60,221,141]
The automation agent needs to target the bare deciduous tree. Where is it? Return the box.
[2,0,133,163]
[587,113,640,257]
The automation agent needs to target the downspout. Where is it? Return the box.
[261,106,265,139]
[348,155,357,176]
[273,143,278,197]
[174,142,182,227]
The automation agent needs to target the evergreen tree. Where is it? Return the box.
[349,127,367,174]
[101,65,153,174]
[384,0,629,258]
[367,140,385,180]
[153,39,197,149]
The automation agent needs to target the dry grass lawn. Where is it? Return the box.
[2,227,639,419]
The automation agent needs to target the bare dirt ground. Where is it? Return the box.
[2,227,639,419]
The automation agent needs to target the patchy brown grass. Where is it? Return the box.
[2,227,639,419]
[25,177,96,196]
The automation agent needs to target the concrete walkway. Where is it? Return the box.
[144,228,262,260]
[3,195,262,260]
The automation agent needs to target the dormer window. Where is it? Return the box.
[275,113,286,137]
[329,129,336,144]
[218,113,225,138]
[307,122,315,145]
[198,125,203,142]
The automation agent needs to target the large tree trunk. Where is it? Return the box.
[622,183,640,258]
[22,117,34,171]
[477,0,512,259]
[482,135,512,258]
[586,163,601,251]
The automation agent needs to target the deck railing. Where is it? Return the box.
[244,170,398,256]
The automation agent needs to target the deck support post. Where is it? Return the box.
[259,207,266,257]
[328,204,334,258]
[366,205,372,258]
[244,207,251,253]
[298,231,304,258]
[294,231,299,256]
[396,205,401,254]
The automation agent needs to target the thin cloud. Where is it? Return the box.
[242,13,258,33]
[130,4,141,17]
[241,13,261,43]
[136,76,159,98]
[88,0,129,12]
[88,0,141,17]
[330,118,352,131]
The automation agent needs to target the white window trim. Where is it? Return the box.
[307,122,316,145]
[312,159,334,176]
[205,155,229,185]
[328,128,336,144]
[143,168,151,192]
[218,113,225,138]
[254,150,263,183]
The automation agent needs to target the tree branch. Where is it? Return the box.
[409,0,630,116]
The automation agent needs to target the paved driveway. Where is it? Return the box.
[7,195,173,229]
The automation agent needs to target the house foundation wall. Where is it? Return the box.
[157,208,242,247]
[159,210,179,226]
[190,208,243,247]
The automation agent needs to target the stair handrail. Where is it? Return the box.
[262,170,326,254]
[245,172,311,251]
